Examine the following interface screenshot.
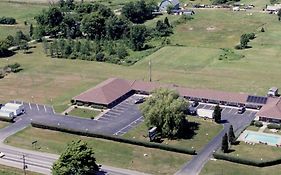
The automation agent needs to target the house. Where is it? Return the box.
[268,87,279,97]
[266,4,281,13]
[256,98,281,123]
[159,0,180,12]
[171,9,195,15]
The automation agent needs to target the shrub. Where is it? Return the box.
[0,17,16,25]
[250,120,255,126]
[95,52,105,62]
[267,123,280,130]
[254,121,263,127]
[248,33,255,40]
[261,27,265,32]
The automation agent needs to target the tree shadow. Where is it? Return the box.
[232,141,240,145]
[177,120,200,140]
[225,149,235,153]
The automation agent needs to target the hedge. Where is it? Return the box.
[213,152,281,167]
[31,122,196,155]
[267,123,280,130]
[254,121,263,127]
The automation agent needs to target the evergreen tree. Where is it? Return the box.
[228,125,236,145]
[213,105,221,123]
[164,17,170,28]
[221,133,229,153]
[29,24,34,37]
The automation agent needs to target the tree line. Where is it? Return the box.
[35,0,174,64]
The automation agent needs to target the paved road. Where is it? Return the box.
[0,144,150,175]
[175,104,257,175]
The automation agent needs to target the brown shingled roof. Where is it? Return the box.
[73,78,133,105]
[257,97,281,119]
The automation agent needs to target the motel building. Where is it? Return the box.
[73,78,281,124]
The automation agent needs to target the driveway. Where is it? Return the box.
[175,103,257,175]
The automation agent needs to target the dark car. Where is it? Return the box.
[187,106,197,115]
[191,101,199,107]
[134,97,145,104]
[237,107,246,114]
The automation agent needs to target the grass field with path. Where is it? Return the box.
[0,2,47,39]
[5,127,192,175]
[68,108,100,119]
[124,116,223,151]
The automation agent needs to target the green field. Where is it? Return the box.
[68,108,100,119]
[200,159,281,175]
[5,127,191,175]
[0,2,47,39]
[0,164,41,175]
[124,116,223,151]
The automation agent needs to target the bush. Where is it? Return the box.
[0,17,16,25]
[254,121,263,127]
[31,122,197,155]
[267,123,280,130]
[250,120,255,126]
[261,27,265,32]
[95,52,105,62]
[214,152,281,167]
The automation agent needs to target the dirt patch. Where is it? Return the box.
[206,26,216,31]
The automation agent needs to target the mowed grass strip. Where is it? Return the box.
[200,159,281,175]
[68,108,100,119]
[124,116,223,151]
[0,164,42,175]
[0,121,10,129]
[5,127,191,175]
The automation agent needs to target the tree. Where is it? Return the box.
[140,88,188,138]
[164,17,170,28]
[221,133,229,153]
[166,5,174,14]
[29,24,34,38]
[278,9,281,21]
[228,125,236,145]
[81,13,106,40]
[19,40,29,54]
[129,25,147,51]
[213,105,221,123]
[52,140,99,175]
[105,16,130,40]
[240,34,249,49]
[261,27,265,32]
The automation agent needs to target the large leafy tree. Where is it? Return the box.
[52,140,99,175]
[105,16,130,40]
[81,13,106,40]
[129,25,147,51]
[140,88,188,138]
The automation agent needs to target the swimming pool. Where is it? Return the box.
[245,133,280,145]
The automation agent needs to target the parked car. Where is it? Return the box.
[0,152,5,158]
[134,97,145,104]
[238,106,246,114]
[191,101,199,107]
[187,106,197,115]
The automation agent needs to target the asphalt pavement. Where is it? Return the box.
[175,103,257,175]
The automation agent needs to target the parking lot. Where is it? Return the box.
[97,95,144,136]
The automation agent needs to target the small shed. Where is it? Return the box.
[197,109,214,119]
[268,87,278,97]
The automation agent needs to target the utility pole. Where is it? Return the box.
[149,59,151,82]
[23,154,27,175]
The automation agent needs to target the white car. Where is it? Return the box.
[0,152,5,158]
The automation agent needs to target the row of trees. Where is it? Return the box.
[235,33,255,50]
[0,16,16,24]
[221,125,236,153]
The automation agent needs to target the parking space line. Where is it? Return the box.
[44,105,47,112]
[36,104,39,111]
[113,116,144,135]
[29,103,32,110]
[228,108,233,113]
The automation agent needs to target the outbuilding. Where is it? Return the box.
[159,0,180,12]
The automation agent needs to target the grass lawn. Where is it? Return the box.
[0,121,10,129]
[0,2,47,39]
[218,142,281,161]
[68,108,100,119]
[200,159,281,175]
[124,116,223,151]
[0,164,41,175]
[245,125,260,132]
[263,127,281,135]
[5,127,191,175]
